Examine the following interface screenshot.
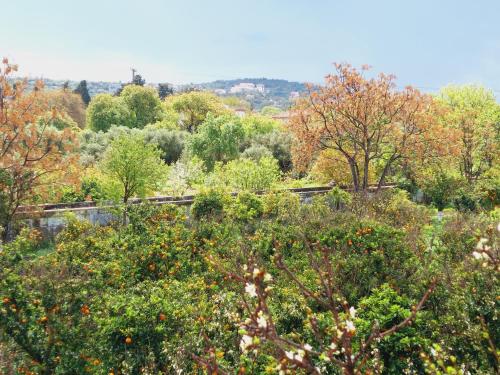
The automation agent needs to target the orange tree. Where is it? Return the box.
[0,58,78,240]
[289,63,447,191]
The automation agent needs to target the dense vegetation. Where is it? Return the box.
[0,190,498,373]
[0,58,499,374]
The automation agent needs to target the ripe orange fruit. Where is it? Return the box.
[81,305,90,315]
[2,297,10,304]
[159,313,166,321]
[125,336,132,345]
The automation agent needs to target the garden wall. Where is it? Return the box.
[14,185,394,240]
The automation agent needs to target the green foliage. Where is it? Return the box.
[86,94,132,132]
[1,191,498,374]
[38,111,79,131]
[191,189,228,220]
[261,190,300,221]
[142,127,188,165]
[322,186,352,210]
[208,157,281,191]
[99,134,168,203]
[436,85,500,185]
[260,105,282,116]
[421,169,464,210]
[319,221,419,301]
[79,125,187,167]
[240,115,279,137]
[165,91,228,132]
[59,175,107,203]
[187,114,245,171]
[357,284,430,373]
[245,130,293,172]
[228,191,264,222]
[241,144,273,162]
[120,85,164,129]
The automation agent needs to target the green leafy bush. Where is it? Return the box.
[228,191,264,222]
[208,157,280,191]
[191,189,228,220]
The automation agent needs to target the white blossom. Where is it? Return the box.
[257,315,267,329]
[284,349,305,362]
[345,320,356,333]
[304,343,313,351]
[472,251,490,261]
[476,238,491,251]
[295,351,304,363]
[245,283,257,298]
[472,251,483,260]
[264,273,273,282]
[349,306,356,319]
[240,335,253,352]
[253,268,261,278]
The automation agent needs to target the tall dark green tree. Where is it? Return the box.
[132,74,146,86]
[158,83,174,100]
[73,80,91,105]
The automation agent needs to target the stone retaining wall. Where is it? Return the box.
[14,185,395,240]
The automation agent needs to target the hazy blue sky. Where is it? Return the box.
[2,0,500,91]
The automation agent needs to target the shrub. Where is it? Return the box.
[228,191,264,222]
[191,190,228,220]
[322,186,352,210]
[209,157,280,191]
[262,190,300,221]
[58,175,107,203]
[421,169,464,210]
[319,220,419,301]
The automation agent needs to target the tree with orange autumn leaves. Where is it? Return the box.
[0,58,78,240]
[289,63,454,191]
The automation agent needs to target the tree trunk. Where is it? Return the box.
[348,158,360,192]
[362,153,370,191]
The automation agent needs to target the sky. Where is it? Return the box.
[2,0,500,92]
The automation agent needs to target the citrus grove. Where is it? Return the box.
[0,59,498,374]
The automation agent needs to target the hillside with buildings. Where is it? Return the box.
[22,77,307,110]
[191,78,307,109]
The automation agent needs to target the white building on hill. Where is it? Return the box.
[230,82,265,94]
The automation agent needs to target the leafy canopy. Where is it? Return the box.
[100,134,168,203]
[187,114,245,171]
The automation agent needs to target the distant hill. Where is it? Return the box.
[195,78,306,95]
[22,77,308,110]
[188,78,307,110]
